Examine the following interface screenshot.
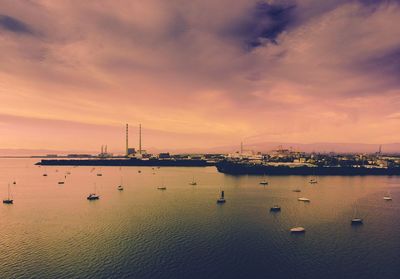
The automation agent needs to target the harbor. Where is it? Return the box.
[2,0,400,278]
[35,132,400,175]
[1,158,400,279]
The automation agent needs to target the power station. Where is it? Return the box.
[125,123,145,158]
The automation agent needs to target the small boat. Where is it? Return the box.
[259,174,268,185]
[87,193,100,200]
[217,190,226,204]
[383,191,392,201]
[270,205,281,212]
[43,174,48,177]
[292,189,301,192]
[351,218,363,224]
[351,203,363,225]
[189,177,197,186]
[97,173,102,176]
[298,197,310,202]
[157,178,166,190]
[290,227,305,233]
[66,171,71,175]
[87,184,100,200]
[12,181,16,185]
[3,184,13,204]
[138,170,141,173]
[58,181,65,185]
[117,176,124,191]
[309,178,318,184]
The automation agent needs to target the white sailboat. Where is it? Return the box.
[383,191,392,201]
[290,227,305,233]
[259,174,268,185]
[189,176,197,186]
[290,206,305,233]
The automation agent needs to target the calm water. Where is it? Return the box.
[1,158,400,279]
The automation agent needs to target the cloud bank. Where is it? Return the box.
[0,0,399,152]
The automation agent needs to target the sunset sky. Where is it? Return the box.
[0,0,400,153]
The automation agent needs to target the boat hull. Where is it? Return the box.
[351,219,363,224]
[290,227,305,233]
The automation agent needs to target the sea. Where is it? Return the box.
[0,158,399,279]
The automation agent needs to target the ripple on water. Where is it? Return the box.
[1,161,400,279]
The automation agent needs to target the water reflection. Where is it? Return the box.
[0,159,399,279]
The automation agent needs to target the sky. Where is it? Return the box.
[0,0,400,153]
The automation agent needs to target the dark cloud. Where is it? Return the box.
[0,14,34,35]
[355,48,400,93]
[365,48,400,75]
[225,2,295,50]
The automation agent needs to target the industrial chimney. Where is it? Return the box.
[139,124,142,155]
[126,124,129,157]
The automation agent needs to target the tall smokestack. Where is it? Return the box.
[139,124,142,154]
[126,124,129,157]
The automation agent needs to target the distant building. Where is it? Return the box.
[158,153,171,159]
[67,154,92,158]
[127,148,136,156]
[98,145,113,158]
